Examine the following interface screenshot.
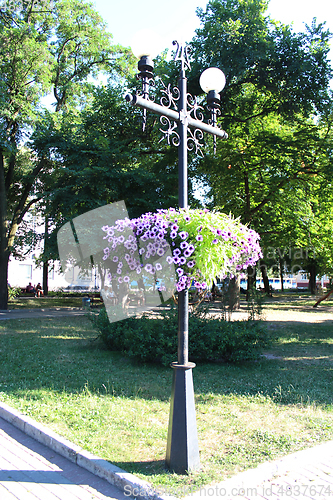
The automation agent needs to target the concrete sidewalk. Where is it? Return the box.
[0,416,126,500]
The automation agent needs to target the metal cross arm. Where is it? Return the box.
[125,92,228,141]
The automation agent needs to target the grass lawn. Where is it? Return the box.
[8,296,84,309]
[0,295,333,494]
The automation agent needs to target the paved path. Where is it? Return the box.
[0,416,127,500]
[185,441,333,499]
[0,402,159,500]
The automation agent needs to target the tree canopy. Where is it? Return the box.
[188,0,333,291]
[0,0,132,309]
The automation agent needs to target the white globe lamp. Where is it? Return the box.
[199,67,226,93]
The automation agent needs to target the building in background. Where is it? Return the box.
[7,212,100,291]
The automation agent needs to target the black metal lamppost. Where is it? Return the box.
[125,41,228,474]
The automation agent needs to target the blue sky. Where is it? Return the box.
[92,0,333,56]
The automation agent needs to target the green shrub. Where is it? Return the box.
[92,306,271,365]
[8,286,21,300]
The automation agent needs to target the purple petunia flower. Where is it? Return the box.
[212,239,218,244]
[179,257,186,265]
[173,256,180,265]
[187,261,195,268]
[176,268,184,276]
[196,235,203,242]
[179,231,188,240]
[170,231,177,239]
[173,248,181,256]
[112,255,118,262]
[180,241,188,250]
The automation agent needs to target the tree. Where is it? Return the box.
[187,0,333,294]
[0,0,132,309]
[31,83,180,260]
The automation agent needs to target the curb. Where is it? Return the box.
[0,401,177,500]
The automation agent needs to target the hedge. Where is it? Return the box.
[92,306,271,366]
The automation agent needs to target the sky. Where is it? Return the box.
[92,0,333,57]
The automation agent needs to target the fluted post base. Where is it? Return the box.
[165,362,200,473]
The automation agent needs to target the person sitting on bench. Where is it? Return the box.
[36,283,44,297]
[26,283,36,294]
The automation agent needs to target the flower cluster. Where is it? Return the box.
[101,208,262,293]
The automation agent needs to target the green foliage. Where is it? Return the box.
[192,0,332,120]
[0,0,134,309]
[189,0,333,284]
[8,286,21,300]
[93,306,270,365]
[34,84,178,228]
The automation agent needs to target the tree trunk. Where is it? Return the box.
[0,151,9,310]
[0,251,9,310]
[308,260,317,295]
[42,214,49,296]
[279,257,284,291]
[42,261,49,296]
[228,275,240,310]
[260,261,270,295]
[246,265,256,300]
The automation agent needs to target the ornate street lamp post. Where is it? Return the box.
[125,41,227,474]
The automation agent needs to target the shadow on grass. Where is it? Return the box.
[114,459,167,478]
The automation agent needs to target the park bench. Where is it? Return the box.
[88,293,104,307]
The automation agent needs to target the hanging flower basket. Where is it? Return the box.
[101,208,262,297]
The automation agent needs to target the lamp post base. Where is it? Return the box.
[165,362,200,473]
